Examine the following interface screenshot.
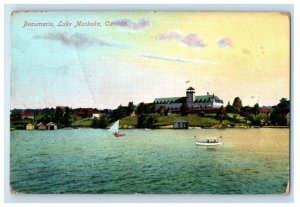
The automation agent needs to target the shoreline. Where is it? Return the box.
[10,125,290,131]
[118,125,290,130]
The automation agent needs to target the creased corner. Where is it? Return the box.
[284,180,290,195]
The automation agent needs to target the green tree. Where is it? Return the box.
[54,107,64,124]
[270,98,290,125]
[112,105,127,121]
[225,101,234,113]
[62,107,72,127]
[232,97,242,113]
[92,117,99,128]
[277,98,290,114]
[250,116,261,126]
[136,115,157,128]
[270,113,287,126]
[10,110,21,121]
[37,108,55,124]
[180,103,189,116]
[240,106,252,121]
[98,116,109,128]
[92,116,109,128]
[126,102,135,116]
[253,103,259,117]
[136,102,145,115]
[136,102,155,115]
[216,106,226,124]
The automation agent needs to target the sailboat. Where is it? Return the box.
[109,120,125,137]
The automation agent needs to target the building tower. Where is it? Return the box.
[186,87,195,108]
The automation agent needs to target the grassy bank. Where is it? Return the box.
[11,113,250,130]
[119,114,249,129]
[71,119,93,128]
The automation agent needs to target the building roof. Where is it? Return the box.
[154,97,186,104]
[36,122,46,126]
[186,87,195,90]
[56,106,68,110]
[194,95,223,103]
[78,108,97,115]
[259,108,271,113]
[154,95,223,104]
[173,120,188,123]
[20,112,33,117]
[47,122,57,126]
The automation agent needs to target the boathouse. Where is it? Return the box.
[47,122,58,130]
[36,122,47,130]
[26,123,34,130]
[173,120,188,129]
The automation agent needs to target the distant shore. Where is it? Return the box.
[10,113,290,131]
[10,125,290,131]
[118,125,290,130]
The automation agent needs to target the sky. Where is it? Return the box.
[11,11,290,109]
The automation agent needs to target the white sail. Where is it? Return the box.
[109,120,119,134]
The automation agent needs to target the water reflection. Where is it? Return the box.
[206,147,218,151]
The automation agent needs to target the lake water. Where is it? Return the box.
[10,128,290,194]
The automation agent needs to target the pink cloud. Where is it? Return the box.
[34,32,130,49]
[217,37,233,48]
[34,32,109,48]
[181,33,207,48]
[158,30,207,48]
[158,30,183,41]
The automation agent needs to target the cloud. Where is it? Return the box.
[34,32,128,48]
[158,30,183,41]
[182,33,207,48]
[137,54,215,65]
[158,30,207,48]
[116,18,150,31]
[217,37,233,48]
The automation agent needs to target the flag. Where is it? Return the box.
[185,80,190,84]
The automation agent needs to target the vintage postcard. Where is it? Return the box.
[10,11,290,194]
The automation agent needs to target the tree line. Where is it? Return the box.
[225,97,290,126]
[10,97,290,129]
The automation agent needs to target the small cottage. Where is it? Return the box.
[47,122,58,130]
[36,122,47,130]
[259,108,271,114]
[173,120,189,129]
[26,123,34,130]
[77,108,98,118]
[20,112,34,120]
[92,113,100,118]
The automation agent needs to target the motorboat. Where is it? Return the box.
[195,138,222,146]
